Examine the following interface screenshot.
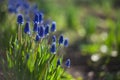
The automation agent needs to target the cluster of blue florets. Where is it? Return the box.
[8,0,38,21]
[9,0,70,68]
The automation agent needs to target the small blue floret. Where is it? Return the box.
[65,59,70,68]
[45,25,49,36]
[39,12,43,23]
[24,22,30,34]
[64,38,69,47]
[51,21,56,32]
[50,43,56,54]
[52,35,56,43]
[57,59,61,67]
[33,22,38,32]
[34,13,39,23]
[17,14,24,24]
[38,26,44,38]
[59,35,64,45]
[35,34,40,41]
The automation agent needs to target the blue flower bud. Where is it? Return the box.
[24,22,30,34]
[38,26,44,38]
[64,38,69,47]
[34,13,39,23]
[65,59,70,68]
[57,59,60,67]
[52,35,56,42]
[51,21,56,32]
[39,12,43,23]
[35,34,40,41]
[59,35,64,45]
[50,43,56,54]
[45,25,49,36]
[33,22,38,32]
[17,14,24,24]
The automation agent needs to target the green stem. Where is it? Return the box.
[18,24,22,44]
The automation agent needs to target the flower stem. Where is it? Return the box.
[18,24,22,44]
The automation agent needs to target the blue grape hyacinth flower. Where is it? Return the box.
[24,22,30,34]
[59,35,64,45]
[35,34,40,41]
[17,14,24,24]
[33,22,38,32]
[38,26,44,38]
[34,13,39,23]
[45,25,49,36]
[50,43,56,54]
[51,21,56,32]
[39,12,43,23]
[52,35,56,43]
[65,59,70,68]
[64,38,69,47]
[57,59,61,67]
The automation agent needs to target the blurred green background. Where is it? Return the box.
[0,0,120,80]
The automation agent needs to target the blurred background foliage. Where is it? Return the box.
[0,0,120,79]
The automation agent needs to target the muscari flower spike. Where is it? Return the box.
[39,12,43,23]
[34,13,39,23]
[50,43,56,54]
[64,38,69,47]
[45,25,49,36]
[33,22,38,32]
[65,59,70,68]
[17,14,24,24]
[24,22,30,34]
[35,34,40,41]
[57,59,61,67]
[52,35,56,43]
[59,35,64,45]
[38,26,44,38]
[51,21,56,32]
